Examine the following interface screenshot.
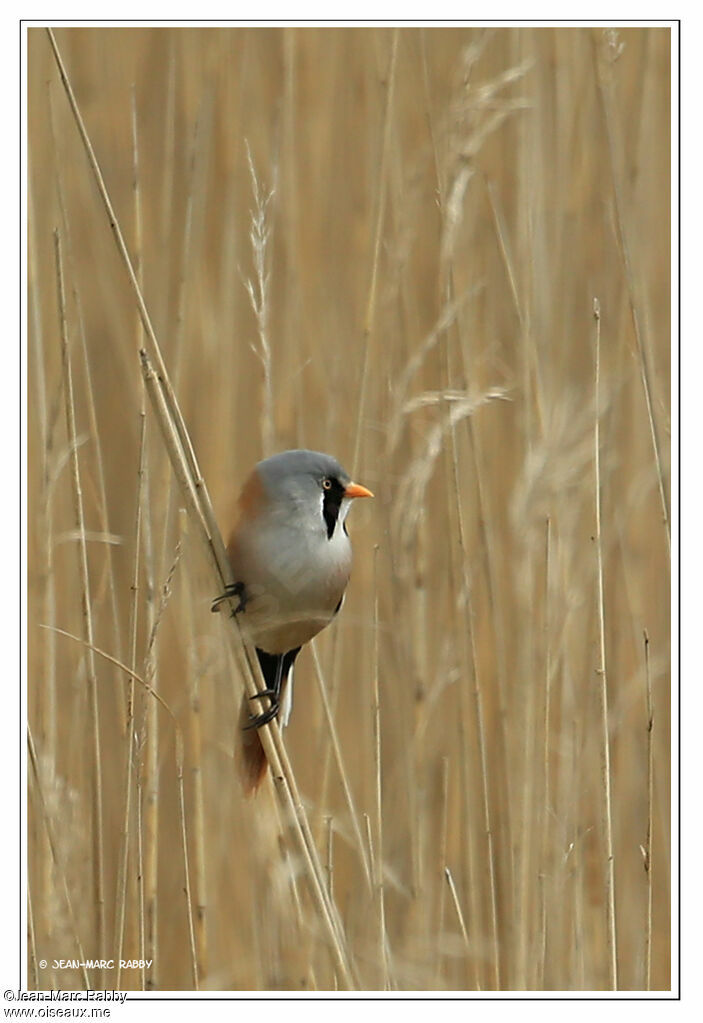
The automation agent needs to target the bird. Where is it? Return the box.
[212,449,373,793]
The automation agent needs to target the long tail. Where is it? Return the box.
[237,647,300,795]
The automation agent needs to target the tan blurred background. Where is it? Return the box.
[27,25,671,991]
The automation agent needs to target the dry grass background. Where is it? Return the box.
[27,25,671,992]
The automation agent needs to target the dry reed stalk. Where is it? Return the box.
[515,567,538,990]
[114,411,146,990]
[45,30,229,578]
[467,601,501,991]
[556,695,586,989]
[593,29,670,558]
[263,716,356,987]
[39,626,179,724]
[422,51,522,930]
[270,790,306,935]
[538,875,547,991]
[73,304,128,728]
[281,29,308,453]
[156,102,208,586]
[158,39,177,268]
[592,297,618,990]
[386,288,484,452]
[547,541,580,987]
[27,727,91,990]
[130,85,144,324]
[432,757,450,988]
[47,81,128,737]
[480,178,532,898]
[352,28,398,478]
[275,806,320,991]
[312,626,345,854]
[176,729,200,990]
[408,509,427,902]
[45,621,200,985]
[431,383,482,990]
[310,642,373,891]
[458,403,514,894]
[442,398,501,990]
[362,807,373,851]
[54,229,105,984]
[538,515,552,988]
[138,413,159,990]
[27,881,39,990]
[135,766,146,991]
[372,545,390,990]
[172,104,207,395]
[117,94,147,990]
[642,629,653,990]
[145,537,199,990]
[568,799,587,989]
[325,816,334,900]
[46,31,356,983]
[142,528,160,991]
[244,142,276,458]
[179,512,209,982]
[505,54,550,984]
[455,630,481,991]
[444,867,472,963]
[130,144,160,988]
[363,812,376,907]
[28,188,59,950]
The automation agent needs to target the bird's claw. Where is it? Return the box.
[244,687,280,729]
[211,581,247,615]
[243,699,280,730]
[250,689,277,702]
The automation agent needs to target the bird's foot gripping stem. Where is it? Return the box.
[244,690,280,730]
[211,580,247,616]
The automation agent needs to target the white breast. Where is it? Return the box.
[235,500,352,654]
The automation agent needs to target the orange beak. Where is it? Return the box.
[344,481,374,500]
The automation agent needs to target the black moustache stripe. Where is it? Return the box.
[322,478,346,540]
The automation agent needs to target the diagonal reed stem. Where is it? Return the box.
[54,229,105,985]
[593,297,618,990]
[47,26,355,990]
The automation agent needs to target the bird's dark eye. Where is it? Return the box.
[322,478,332,490]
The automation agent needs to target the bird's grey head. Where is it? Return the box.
[256,450,358,539]
[256,450,351,499]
